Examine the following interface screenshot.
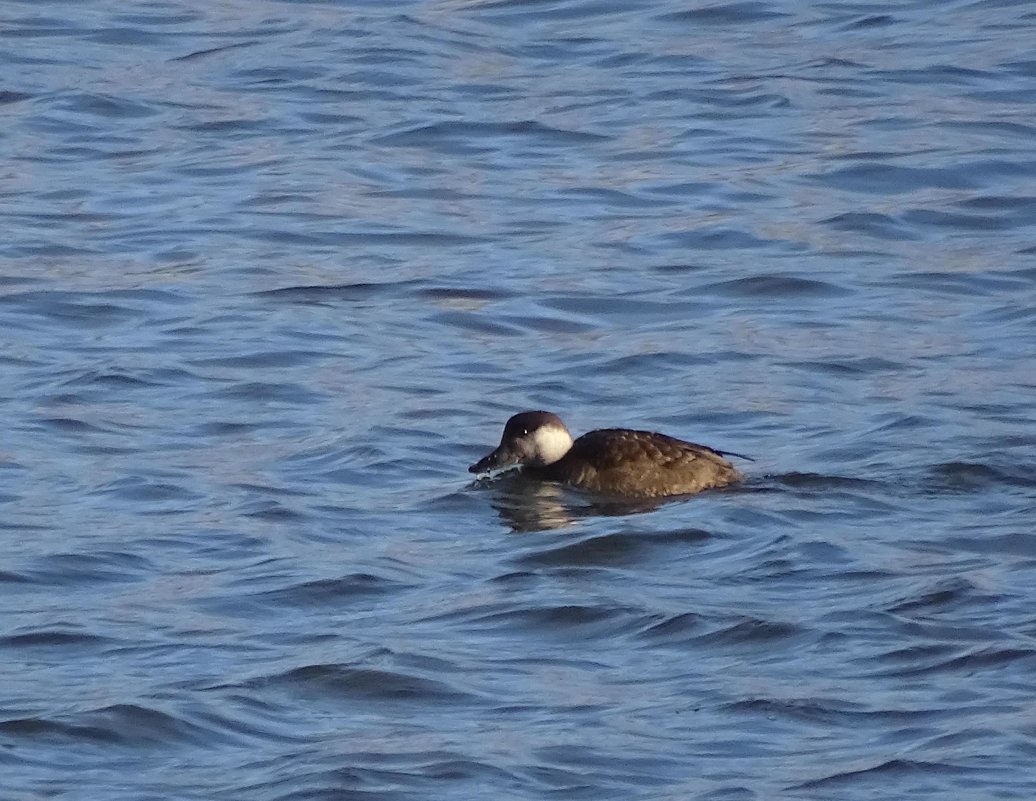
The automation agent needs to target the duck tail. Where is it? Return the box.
[712,448,755,462]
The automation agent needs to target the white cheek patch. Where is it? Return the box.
[532,425,573,466]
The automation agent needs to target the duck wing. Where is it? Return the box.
[541,428,741,498]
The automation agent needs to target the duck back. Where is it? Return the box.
[527,428,740,498]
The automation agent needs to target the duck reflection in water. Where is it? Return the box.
[471,469,679,533]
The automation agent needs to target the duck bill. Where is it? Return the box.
[469,445,520,474]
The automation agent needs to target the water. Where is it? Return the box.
[3,0,1036,798]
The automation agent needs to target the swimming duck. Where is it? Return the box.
[469,411,748,498]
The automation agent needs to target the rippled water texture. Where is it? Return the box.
[3,1,1036,798]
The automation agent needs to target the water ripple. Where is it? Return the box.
[3,1,1036,799]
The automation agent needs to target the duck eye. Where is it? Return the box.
[522,429,528,435]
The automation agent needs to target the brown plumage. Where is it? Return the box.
[469,411,746,499]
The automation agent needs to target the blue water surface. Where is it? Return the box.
[2,1,1036,799]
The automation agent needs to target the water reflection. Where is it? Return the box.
[472,470,678,532]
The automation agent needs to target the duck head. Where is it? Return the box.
[469,411,574,474]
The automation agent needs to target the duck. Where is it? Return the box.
[469,410,749,498]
